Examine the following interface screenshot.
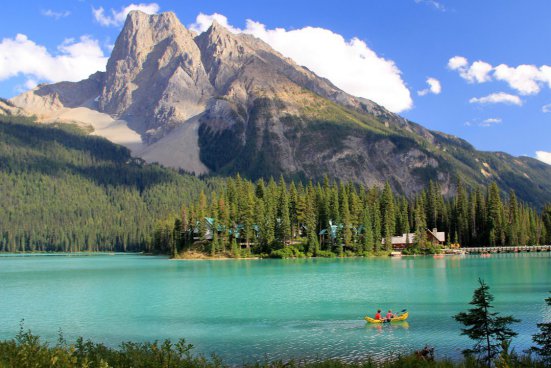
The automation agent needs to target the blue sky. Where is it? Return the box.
[1,0,550,163]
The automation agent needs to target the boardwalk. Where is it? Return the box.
[463,245,551,254]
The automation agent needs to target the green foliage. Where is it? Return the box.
[454,279,520,367]
[1,115,549,255]
[0,326,547,368]
[270,246,305,259]
[0,115,214,252]
[161,174,550,257]
[530,292,551,365]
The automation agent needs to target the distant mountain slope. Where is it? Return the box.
[0,114,213,252]
[9,11,551,205]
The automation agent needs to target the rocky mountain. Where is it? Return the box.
[9,11,551,204]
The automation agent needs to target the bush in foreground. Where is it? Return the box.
[0,326,548,368]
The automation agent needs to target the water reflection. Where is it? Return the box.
[365,321,410,331]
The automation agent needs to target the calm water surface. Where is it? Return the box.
[0,253,549,363]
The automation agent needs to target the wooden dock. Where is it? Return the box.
[463,245,551,254]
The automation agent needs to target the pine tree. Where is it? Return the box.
[530,292,551,365]
[454,278,519,367]
[362,206,374,253]
[487,182,504,247]
[381,182,395,251]
[372,198,382,252]
[277,177,292,246]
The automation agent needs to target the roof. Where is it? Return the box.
[382,233,416,245]
[427,228,446,242]
[382,228,446,245]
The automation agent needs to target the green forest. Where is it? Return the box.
[1,114,551,255]
[152,174,551,258]
[0,115,220,252]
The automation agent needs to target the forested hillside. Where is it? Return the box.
[152,176,551,257]
[0,115,218,252]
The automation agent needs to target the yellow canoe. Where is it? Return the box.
[364,312,408,323]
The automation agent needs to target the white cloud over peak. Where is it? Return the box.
[535,151,551,165]
[0,34,108,89]
[449,56,551,95]
[189,13,241,34]
[418,77,441,96]
[469,92,522,106]
[42,9,71,20]
[93,3,160,27]
[189,13,413,113]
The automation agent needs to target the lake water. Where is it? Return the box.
[0,253,549,363]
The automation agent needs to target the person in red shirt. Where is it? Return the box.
[374,309,382,320]
[385,310,395,321]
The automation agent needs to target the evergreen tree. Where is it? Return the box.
[381,182,396,251]
[530,292,551,365]
[277,177,292,245]
[487,183,505,247]
[362,206,374,253]
[454,278,519,367]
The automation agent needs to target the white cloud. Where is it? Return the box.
[494,64,545,95]
[448,56,492,83]
[465,117,502,128]
[418,77,441,96]
[0,34,108,86]
[42,9,71,20]
[542,103,551,113]
[448,56,468,70]
[535,151,551,165]
[189,13,241,34]
[480,117,502,127]
[189,13,412,113]
[93,3,160,27]
[469,92,522,106]
[414,0,446,11]
[449,55,551,95]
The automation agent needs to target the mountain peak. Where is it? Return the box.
[9,10,551,204]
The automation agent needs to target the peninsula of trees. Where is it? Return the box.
[152,175,551,258]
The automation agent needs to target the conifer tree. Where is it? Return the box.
[454,278,519,368]
[381,182,395,251]
[531,292,551,365]
[362,206,374,253]
[278,177,292,245]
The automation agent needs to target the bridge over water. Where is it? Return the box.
[463,245,551,254]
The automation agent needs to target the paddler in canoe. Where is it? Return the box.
[364,309,408,323]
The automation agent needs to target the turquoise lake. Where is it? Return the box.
[0,253,550,363]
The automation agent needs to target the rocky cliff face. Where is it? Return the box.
[9,11,551,204]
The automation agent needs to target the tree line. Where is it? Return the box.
[1,115,550,254]
[152,175,551,257]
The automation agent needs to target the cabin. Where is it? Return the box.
[382,228,446,250]
[318,220,340,243]
[194,217,225,240]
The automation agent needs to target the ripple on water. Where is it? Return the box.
[0,254,549,364]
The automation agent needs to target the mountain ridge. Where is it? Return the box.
[8,10,551,205]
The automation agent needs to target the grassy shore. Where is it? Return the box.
[0,329,546,368]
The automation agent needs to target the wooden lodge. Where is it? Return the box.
[382,228,446,250]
